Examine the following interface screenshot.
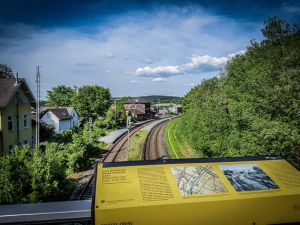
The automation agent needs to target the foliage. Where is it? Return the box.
[128,130,149,161]
[0,146,72,204]
[0,120,109,204]
[40,123,55,141]
[136,95,183,104]
[178,17,300,168]
[94,108,117,130]
[166,119,198,159]
[72,85,111,121]
[0,63,14,78]
[115,96,131,125]
[45,85,75,107]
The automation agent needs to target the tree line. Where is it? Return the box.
[178,17,300,169]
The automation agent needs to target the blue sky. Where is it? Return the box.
[1,0,300,99]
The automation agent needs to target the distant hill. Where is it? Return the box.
[112,95,182,104]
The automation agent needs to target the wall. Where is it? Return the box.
[1,88,34,155]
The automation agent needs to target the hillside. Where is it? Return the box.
[112,95,182,104]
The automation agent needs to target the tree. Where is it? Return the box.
[116,96,131,125]
[45,85,75,107]
[178,17,300,169]
[261,16,300,43]
[0,146,72,204]
[72,85,111,121]
[0,63,14,78]
[40,123,55,141]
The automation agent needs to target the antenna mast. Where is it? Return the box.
[35,66,41,149]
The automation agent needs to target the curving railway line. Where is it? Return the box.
[76,118,176,201]
[143,118,172,160]
[76,119,162,201]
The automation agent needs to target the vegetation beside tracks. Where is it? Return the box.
[128,130,149,161]
[165,119,198,159]
[178,17,300,169]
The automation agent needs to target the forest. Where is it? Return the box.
[178,17,300,169]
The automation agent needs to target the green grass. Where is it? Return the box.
[165,119,198,159]
[128,130,149,161]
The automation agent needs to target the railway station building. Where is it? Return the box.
[124,97,155,121]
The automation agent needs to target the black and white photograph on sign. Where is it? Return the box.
[219,164,279,192]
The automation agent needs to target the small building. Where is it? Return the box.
[0,78,36,155]
[40,107,79,133]
[124,97,155,121]
[170,105,182,114]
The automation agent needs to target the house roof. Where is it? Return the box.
[0,78,36,109]
[40,107,74,120]
[124,97,150,104]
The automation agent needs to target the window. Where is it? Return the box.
[18,142,22,148]
[16,115,21,130]
[32,136,35,148]
[24,140,29,145]
[8,145,14,153]
[8,116,13,131]
[24,114,28,128]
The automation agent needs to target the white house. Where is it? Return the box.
[40,107,79,133]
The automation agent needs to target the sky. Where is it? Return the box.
[1,0,300,100]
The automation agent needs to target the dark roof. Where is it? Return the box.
[41,107,73,120]
[0,78,36,109]
[31,114,45,124]
[124,97,150,104]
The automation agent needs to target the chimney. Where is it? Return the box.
[14,72,19,86]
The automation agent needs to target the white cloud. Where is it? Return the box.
[103,52,115,58]
[139,59,153,64]
[183,54,228,70]
[0,6,260,99]
[136,66,184,77]
[152,77,167,82]
[281,3,300,14]
[77,62,94,66]
[186,83,195,86]
[131,80,142,83]
[228,50,246,58]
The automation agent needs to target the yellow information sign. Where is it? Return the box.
[93,156,300,225]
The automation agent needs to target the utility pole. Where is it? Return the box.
[114,100,117,122]
[126,116,131,153]
[35,66,41,149]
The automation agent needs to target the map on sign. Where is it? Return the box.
[171,166,228,195]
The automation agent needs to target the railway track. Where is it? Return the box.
[143,118,172,160]
[102,120,154,162]
[75,120,156,201]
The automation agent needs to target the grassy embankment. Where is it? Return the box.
[165,118,198,159]
[128,130,149,161]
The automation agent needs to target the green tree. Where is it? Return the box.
[45,85,75,107]
[40,123,55,141]
[178,17,300,168]
[0,146,72,204]
[0,63,14,78]
[72,85,111,121]
[116,96,131,125]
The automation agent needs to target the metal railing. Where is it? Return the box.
[0,200,91,224]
